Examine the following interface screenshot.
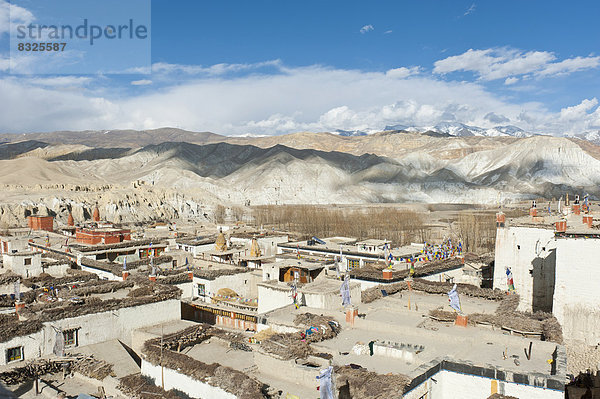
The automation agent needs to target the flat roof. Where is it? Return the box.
[175,236,215,246]
[508,212,597,233]
[258,277,356,294]
[356,239,390,246]
[264,291,563,379]
[202,248,244,255]
[2,250,40,257]
[0,279,181,343]
[321,236,357,244]
[272,259,326,270]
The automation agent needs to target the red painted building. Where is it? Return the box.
[75,227,131,245]
[27,215,54,232]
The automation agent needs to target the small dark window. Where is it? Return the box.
[24,258,32,265]
[517,245,520,250]
[63,329,78,347]
[6,346,23,363]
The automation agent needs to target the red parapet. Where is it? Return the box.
[345,307,358,326]
[92,207,100,222]
[27,215,54,232]
[455,314,468,327]
[496,212,506,227]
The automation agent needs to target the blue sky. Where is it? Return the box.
[1,0,599,135]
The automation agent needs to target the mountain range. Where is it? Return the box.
[0,127,599,210]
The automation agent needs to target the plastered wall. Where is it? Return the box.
[554,238,600,344]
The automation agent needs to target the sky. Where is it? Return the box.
[0,0,599,136]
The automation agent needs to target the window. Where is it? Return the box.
[63,329,78,347]
[197,284,206,296]
[24,258,32,265]
[348,259,360,271]
[6,346,23,363]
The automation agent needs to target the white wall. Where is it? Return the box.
[2,253,43,278]
[554,238,600,344]
[175,282,194,301]
[258,284,292,314]
[350,278,383,291]
[494,226,556,312]
[258,236,288,256]
[257,281,361,314]
[0,282,30,296]
[44,264,71,277]
[420,267,466,284]
[254,351,321,390]
[262,262,280,282]
[230,236,289,257]
[193,271,259,301]
[81,265,120,281]
[0,237,29,254]
[419,370,563,399]
[141,360,236,399]
[0,330,44,366]
[0,299,180,366]
[302,283,361,310]
[177,243,214,257]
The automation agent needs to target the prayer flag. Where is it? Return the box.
[448,284,461,312]
[340,275,351,306]
[506,267,515,291]
[316,366,335,399]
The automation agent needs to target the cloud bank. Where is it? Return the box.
[0,59,599,136]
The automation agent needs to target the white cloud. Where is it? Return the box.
[504,77,519,85]
[538,56,600,77]
[150,60,282,77]
[463,3,476,16]
[360,24,374,34]
[434,48,599,81]
[131,79,152,86]
[384,30,393,34]
[559,98,598,121]
[28,76,92,87]
[385,67,420,79]
[0,0,34,36]
[0,60,596,136]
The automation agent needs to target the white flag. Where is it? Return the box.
[448,284,461,312]
[340,275,351,306]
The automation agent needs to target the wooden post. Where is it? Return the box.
[160,324,164,389]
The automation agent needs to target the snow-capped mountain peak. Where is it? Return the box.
[381,122,531,138]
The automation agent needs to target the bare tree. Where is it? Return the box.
[252,205,427,246]
[456,213,496,253]
[214,205,227,224]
